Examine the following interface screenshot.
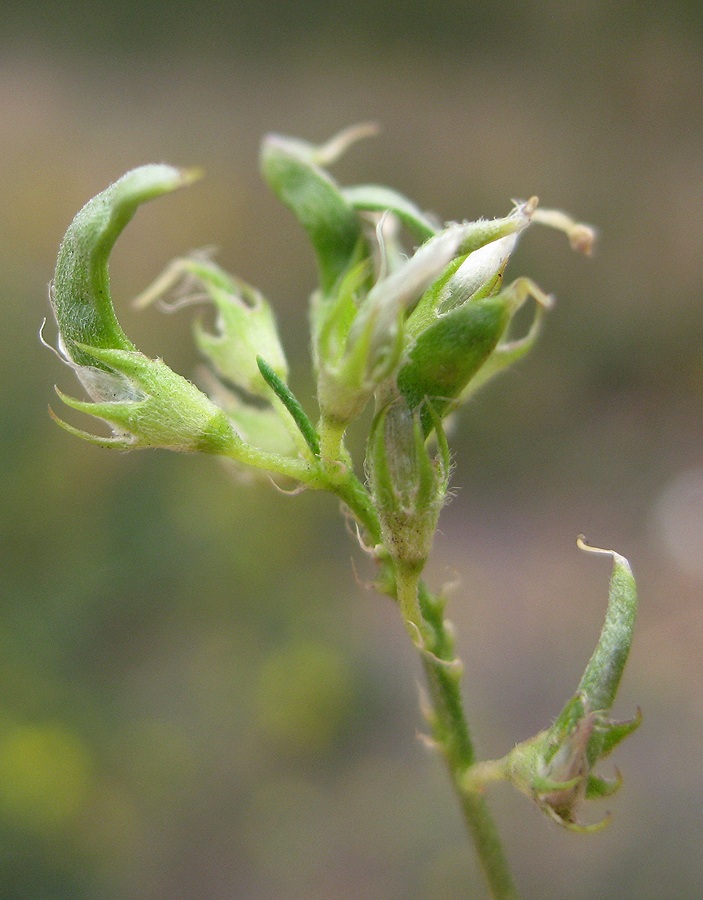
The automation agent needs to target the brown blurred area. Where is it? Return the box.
[1,2,703,897]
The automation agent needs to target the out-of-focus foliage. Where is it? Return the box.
[2,2,703,898]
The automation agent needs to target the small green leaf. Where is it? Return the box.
[257,356,320,458]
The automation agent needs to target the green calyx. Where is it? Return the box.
[397,276,553,434]
[52,345,240,453]
[397,293,513,432]
[367,399,450,571]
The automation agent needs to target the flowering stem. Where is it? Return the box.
[334,462,519,898]
[47,129,638,900]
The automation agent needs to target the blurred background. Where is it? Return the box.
[2,1,703,898]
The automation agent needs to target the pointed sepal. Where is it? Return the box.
[52,344,241,453]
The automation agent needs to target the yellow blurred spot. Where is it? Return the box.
[255,642,354,753]
[0,723,93,831]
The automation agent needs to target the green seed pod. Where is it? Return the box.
[572,540,638,715]
[397,292,512,432]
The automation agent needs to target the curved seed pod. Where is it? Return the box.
[534,542,640,829]
[573,539,638,716]
[53,165,201,369]
[49,165,242,455]
[464,542,640,831]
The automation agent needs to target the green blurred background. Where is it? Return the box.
[2,1,703,897]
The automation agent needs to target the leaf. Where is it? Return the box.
[260,133,366,294]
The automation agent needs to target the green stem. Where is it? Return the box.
[455,792,521,900]
[222,444,319,484]
[318,415,348,462]
[417,581,520,900]
[222,440,381,549]
[330,471,382,544]
[315,444,383,545]
[395,563,427,646]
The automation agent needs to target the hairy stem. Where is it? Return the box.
[418,582,520,900]
[395,564,427,645]
[326,468,382,544]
